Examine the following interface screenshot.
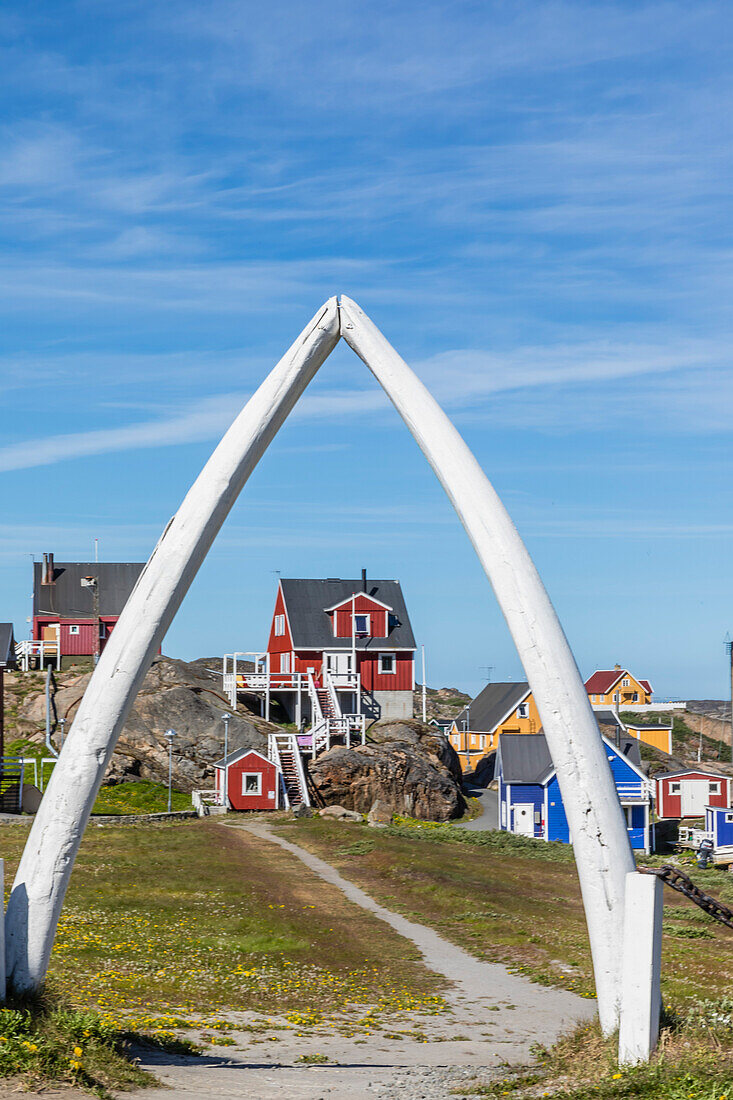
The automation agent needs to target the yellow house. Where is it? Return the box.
[623,723,673,755]
[448,682,541,771]
[584,666,653,708]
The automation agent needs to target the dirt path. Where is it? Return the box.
[128,822,595,1099]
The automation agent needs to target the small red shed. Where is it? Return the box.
[655,769,731,819]
[214,748,280,811]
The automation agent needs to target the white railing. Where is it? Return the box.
[267,732,310,809]
[678,825,713,849]
[15,638,61,672]
[616,782,651,800]
[191,789,219,816]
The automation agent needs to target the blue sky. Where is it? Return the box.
[1,1,732,698]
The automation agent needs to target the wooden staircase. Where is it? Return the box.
[268,733,310,809]
[0,760,25,814]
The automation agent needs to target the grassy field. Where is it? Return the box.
[0,819,445,1037]
[277,817,733,1006]
[6,737,190,813]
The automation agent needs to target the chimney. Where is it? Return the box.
[42,553,55,585]
[614,663,621,671]
[361,568,367,592]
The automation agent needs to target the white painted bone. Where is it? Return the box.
[5,298,341,992]
[6,296,634,1038]
[340,295,635,1033]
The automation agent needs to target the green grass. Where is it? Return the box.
[5,739,190,814]
[462,1004,733,1098]
[279,818,733,1005]
[0,820,445,1033]
[0,997,154,1096]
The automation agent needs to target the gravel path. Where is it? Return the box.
[128,823,595,1099]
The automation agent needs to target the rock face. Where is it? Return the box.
[10,657,275,792]
[309,719,465,822]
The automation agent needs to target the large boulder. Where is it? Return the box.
[309,719,465,821]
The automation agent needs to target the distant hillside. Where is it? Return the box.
[413,684,471,723]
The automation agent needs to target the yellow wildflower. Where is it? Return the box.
[73,1045,83,1057]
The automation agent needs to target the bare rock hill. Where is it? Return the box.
[6,657,277,791]
[309,718,465,821]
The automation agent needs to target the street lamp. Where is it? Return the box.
[59,717,66,747]
[221,712,231,807]
[165,729,176,813]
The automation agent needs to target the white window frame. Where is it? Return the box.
[670,782,681,794]
[68,625,80,636]
[242,772,262,796]
[726,812,733,823]
[378,652,396,675]
[517,702,529,719]
[613,693,620,702]
[274,614,285,637]
[280,652,291,674]
[709,781,720,794]
[632,692,639,702]
[354,612,370,635]
[622,678,630,687]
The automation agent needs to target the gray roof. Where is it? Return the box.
[280,578,416,650]
[214,747,270,768]
[33,561,145,619]
[497,733,553,783]
[499,730,644,785]
[0,623,16,668]
[456,682,530,733]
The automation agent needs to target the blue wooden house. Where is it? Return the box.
[705,806,733,852]
[496,731,653,853]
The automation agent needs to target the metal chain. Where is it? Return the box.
[640,864,733,929]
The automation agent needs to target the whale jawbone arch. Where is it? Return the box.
[6,295,634,1036]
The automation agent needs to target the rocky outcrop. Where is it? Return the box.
[8,656,277,791]
[309,718,465,821]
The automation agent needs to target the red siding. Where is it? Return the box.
[34,616,120,657]
[293,651,323,679]
[218,751,279,811]
[358,651,414,691]
[333,595,389,639]
[267,585,293,657]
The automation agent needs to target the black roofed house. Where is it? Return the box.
[225,572,416,730]
[448,681,541,771]
[24,552,145,670]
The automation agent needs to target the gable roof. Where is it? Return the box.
[279,578,415,650]
[214,747,275,769]
[455,682,530,734]
[498,730,647,787]
[497,733,553,783]
[585,669,653,696]
[653,768,730,781]
[0,623,17,669]
[33,561,145,619]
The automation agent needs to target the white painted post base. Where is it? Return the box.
[618,871,663,1065]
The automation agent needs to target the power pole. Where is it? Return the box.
[721,638,726,765]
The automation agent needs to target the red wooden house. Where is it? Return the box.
[227,572,416,725]
[28,553,145,669]
[655,769,731,819]
[214,748,280,810]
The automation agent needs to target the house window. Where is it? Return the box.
[378,653,395,674]
[591,694,597,702]
[613,693,620,702]
[280,653,291,674]
[632,693,639,702]
[622,678,630,687]
[671,782,681,794]
[69,625,80,636]
[354,613,370,635]
[242,773,262,796]
[726,812,733,823]
[274,614,285,637]
[709,782,720,794]
[480,736,486,749]
[517,702,529,719]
